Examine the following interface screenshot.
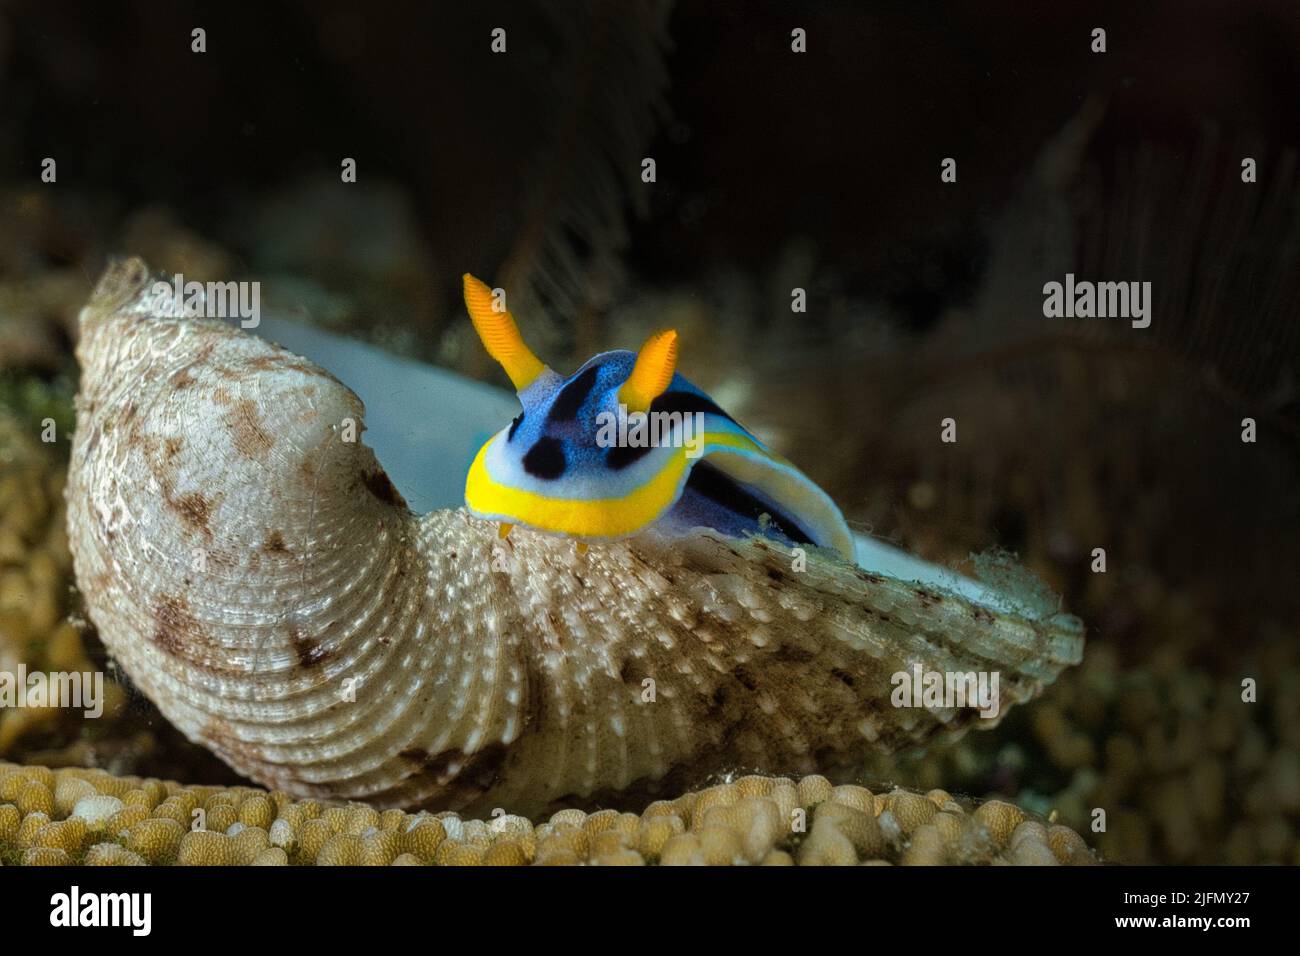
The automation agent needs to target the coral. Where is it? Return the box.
[852,636,1300,864]
[0,408,99,755]
[0,762,1094,866]
[1036,640,1300,864]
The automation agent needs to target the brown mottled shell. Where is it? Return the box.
[66,259,1083,816]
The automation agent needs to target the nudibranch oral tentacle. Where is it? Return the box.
[461,274,856,560]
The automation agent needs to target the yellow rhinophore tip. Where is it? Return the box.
[618,329,678,414]
[463,274,547,391]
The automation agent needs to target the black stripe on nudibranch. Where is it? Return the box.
[650,390,735,422]
[522,436,567,479]
[507,412,524,441]
[606,444,653,470]
[685,461,815,545]
[548,366,600,422]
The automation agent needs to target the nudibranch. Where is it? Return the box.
[461,274,855,560]
[65,259,1084,816]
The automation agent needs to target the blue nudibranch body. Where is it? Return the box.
[462,274,855,560]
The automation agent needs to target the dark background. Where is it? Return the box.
[4,0,1299,321]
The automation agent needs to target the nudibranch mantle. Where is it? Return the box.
[462,275,855,560]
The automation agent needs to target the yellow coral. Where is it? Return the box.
[658,832,703,866]
[637,814,685,861]
[401,818,446,862]
[883,789,939,835]
[15,779,54,816]
[358,831,402,866]
[107,805,151,833]
[176,829,237,866]
[53,775,97,816]
[22,846,70,865]
[83,843,146,866]
[316,833,364,866]
[127,817,185,864]
[796,774,834,807]
[972,799,1027,848]
[798,817,857,866]
[0,762,1096,866]
[294,818,334,865]
[482,839,530,866]
[31,818,87,853]
[0,804,20,843]
[816,801,886,858]
[237,795,275,830]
